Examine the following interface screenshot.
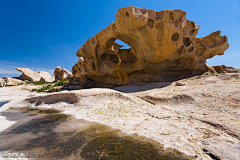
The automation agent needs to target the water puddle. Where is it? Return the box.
[0,101,9,107]
[0,107,191,160]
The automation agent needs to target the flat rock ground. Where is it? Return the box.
[0,72,240,160]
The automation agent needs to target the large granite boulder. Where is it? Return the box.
[54,66,72,82]
[16,68,54,82]
[71,7,229,86]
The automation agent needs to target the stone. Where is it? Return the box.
[54,66,72,82]
[206,65,240,74]
[3,77,24,86]
[0,79,6,87]
[214,65,239,73]
[1,72,240,159]
[0,77,24,87]
[16,68,54,82]
[71,6,229,86]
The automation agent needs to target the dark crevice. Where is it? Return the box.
[92,62,96,71]
[126,12,129,17]
[203,149,221,160]
[169,12,174,20]
[183,37,191,47]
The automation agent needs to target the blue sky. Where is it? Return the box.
[0,0,240,78]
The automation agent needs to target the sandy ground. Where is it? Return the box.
[1,73,240,159]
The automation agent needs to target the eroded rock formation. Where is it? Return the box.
[54,66,72,82]
[0,77,24,87]
[16,68,54,82]
[71,7,229,86]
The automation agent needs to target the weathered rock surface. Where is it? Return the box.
[54,66,72,82]
[0,77,24,87]
[16,68,54,82]
[0,79,5,87]
[1,72,240,159]
[213,65,240,73]
[71,6,229,86]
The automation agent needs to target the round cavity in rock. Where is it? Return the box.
[183,37,191,47]
[171,33,179,41]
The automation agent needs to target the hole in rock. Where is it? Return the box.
[171,33,179,41]
[126,12,129,17]
[147,18,154,29]
[183,37,191,47]
[115,39,131,49]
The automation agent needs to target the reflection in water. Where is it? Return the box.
[0,107,191,160]
[0,101,9,107]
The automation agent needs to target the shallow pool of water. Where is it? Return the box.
[0,107,191,160]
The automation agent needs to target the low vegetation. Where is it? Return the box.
[31,79,69,92]
[217,70,225,74]
[26,81,47,85]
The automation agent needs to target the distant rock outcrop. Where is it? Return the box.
[0,77,24,87]
[54,66,72,82]
[70,6,229,87]
[16,68,54,82]
[206,64,240,74]
[213,65,239,73]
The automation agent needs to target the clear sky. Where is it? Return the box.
[0,0,240,78]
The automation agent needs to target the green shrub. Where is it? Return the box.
[32,84,52,92]
[26,81,46,85]
[31,79,68,92]
[32,81,46,85]
[217,70,225,74]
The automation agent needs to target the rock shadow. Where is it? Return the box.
[0,107,191,160]
[114,82,173,93]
